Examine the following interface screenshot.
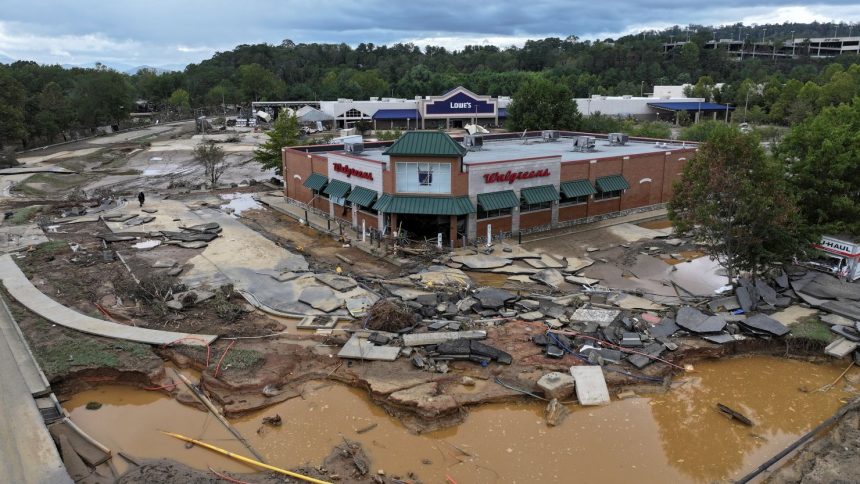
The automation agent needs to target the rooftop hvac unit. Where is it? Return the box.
[464,135,484,150]
[345,142,364,154]
[608,132,629,146]
[572,136,596,152]
[542,130,560,142]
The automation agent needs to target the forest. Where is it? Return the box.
[2,20,860,150]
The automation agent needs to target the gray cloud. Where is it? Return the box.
[1,1,859,69]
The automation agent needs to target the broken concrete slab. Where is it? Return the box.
[298,286,342,313]
[507,275,534,284]
[627,342,666,369]
[799,273,860,301]
[569,366,610,406]
[825,337,858,358]
[565,275,599,286]
[166,266,183,276]
[675,306,726,333]
[410,266,472,287]
[474,287,517,310]
[161,231,219,242]
[821,300,860,321]
[530,268,565,289]
[830,325,860,342]
[315,273,358,292]
[570,308,620,327]
[607,293,666,311]
[518,311,544,322]
[537,372,575,400]
[525,253,566,270]
[755,279,779,306]
[820,314,857,327]
[561,257,595,273]
[178,241,208,249]
[297,315,339,330]
[450,254,511,270]
[346,297,372,318]
[741,314,789,337]
[703,334,747,344]
[152,260,177,268]
[272,271,301,282]
[735,286,755,314]
[402,330,487,346]
[124,215,155,226]
[102,213,137,222]
[487,265,538,275]
[769,306,818,327]
[708,296,741,313]
[337,334,400,361]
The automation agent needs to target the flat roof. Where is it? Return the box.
[333,135,696,165]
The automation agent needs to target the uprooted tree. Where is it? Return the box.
[668,125,806,282]
[194,142,227,187]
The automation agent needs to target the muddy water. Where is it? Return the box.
[65,356,853,483]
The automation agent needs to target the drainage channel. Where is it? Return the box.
[64,356,853,483]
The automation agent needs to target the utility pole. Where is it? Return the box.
[744,88,750,123]
[791,31,796,57]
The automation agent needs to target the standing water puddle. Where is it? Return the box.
[65,356,853,483]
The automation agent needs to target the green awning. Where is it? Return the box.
[373,195,475,215]
[520,185,559,204]
[560,179,596,198]
[346,186,378,207]
[303,172,328,191]
[595,175,630,192]
[323,179,351,198]
[477,190,519,211]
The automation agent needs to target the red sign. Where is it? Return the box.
[333,163,373,180]
[483,169,550,184]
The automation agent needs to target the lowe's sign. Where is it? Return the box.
[425,92,496,116]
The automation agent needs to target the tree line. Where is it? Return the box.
[2,20,860,152]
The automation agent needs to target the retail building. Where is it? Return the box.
[283,131,696,245]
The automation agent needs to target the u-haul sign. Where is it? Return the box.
[816,236,860,257]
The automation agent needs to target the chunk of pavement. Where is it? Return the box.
[570,366,610,406]
[273,271,301,282]
[586,247,600,253]
[664,238,683,246]
[488,265,538,275]
[607,293,666,311]
[830,325,860,342]
[537,372,576,400]
[315,273,358,292]
[184,222,221,233]
[627,342,666,369]
[741,313,790,337]
[581,348,624,364]
[570,307,621,327]
[456,297,478,312]
[166,266,183,276]
[565,275,599,286]
[820,314,857,327]
[519,311,544,322]
[471,340,512,364]
[675,306,727,333]
[141,208,158,214]
[474,287,518,310]
[346,297,372,318]
[545,398,569,427]
[517,299,540,311]
[175,289,215,306]
[562,257,595,273]
[178,241,208,249]
[708,296,741,313]
[428,321,448,331]
[152,259,176,268]
[161,231,219,242]
[297,315,339,330]
[411,355,426,369]
[367,332,391,345]
[648,318,679,338]
[775,270,790,289]
[799,274,860,301]
[450,254,511,270]
[702,334,745,344]
[755,279,779,306]
[124,216,155,226]
[166,300,183,311]
[298,286,342,313]
[530,268,566,289]
[102,213,137,222]
[735,286,755,313]
[385,286,433,301]
[338,334,400,361]
[820,300,860,321]
[546,344,564,358]
[825,337,858,358]
[402,330,487,346]
[619,332,644,347]
[537,253,566,269]
[97,233,137,243]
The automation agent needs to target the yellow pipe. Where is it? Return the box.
[161,431,332,484]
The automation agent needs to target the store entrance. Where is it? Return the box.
[396,215,451,245]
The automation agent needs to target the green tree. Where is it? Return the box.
[678,120,726,142]
[669,125,804,280]
[194,142,227,187]
[253,109,300,174]
[167,88,191,114]
[507,76,580,131]
[778,101,860,236]
[238,64,280,102]
[72,69,133,126]
[625,120,672,139]
[34,82,73,142]
[0,69,27,150]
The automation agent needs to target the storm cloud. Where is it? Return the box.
[1,0,859,69]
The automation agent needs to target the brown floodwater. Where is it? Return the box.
[65,356,854,483]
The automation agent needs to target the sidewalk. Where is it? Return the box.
[521,208,668,245]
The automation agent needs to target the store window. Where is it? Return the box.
[477,207,513,220]
[313,189,329,199]
[344,108,367,118]
[594,189,623,200]
[560,194,589,205]
[395,162,451,194]
[331,196,346,206]
[520,200,552,212]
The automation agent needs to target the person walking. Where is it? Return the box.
[137,192,145,207]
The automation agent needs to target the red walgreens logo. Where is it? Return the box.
[333,163,373,180]
[483,169,550,184]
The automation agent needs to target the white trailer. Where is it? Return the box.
[811,235,860,281]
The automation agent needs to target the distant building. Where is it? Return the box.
[668,36,860,60]
[575,86,732,123]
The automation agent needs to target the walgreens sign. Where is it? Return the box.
[333,163,373,180]
[483,169,550,184]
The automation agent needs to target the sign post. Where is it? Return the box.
[486,224,492,247]
[362,220,366,242]
[437,233,443,249]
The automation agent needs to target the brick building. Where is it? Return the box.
[282,131,696,245]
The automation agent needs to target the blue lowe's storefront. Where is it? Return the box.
[419,86,506,129]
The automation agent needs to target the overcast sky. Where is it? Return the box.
[1,1,859,70]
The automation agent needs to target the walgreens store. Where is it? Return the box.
[282,131,695,245]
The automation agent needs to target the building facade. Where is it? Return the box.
[283,131,696,246]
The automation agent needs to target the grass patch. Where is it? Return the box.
[7,205,44,225]
[32,336,153,377]
[220,348,263,370]
[789,319,835,344]
[32,240,68,257]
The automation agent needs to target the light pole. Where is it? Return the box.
[791,30,796,57]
